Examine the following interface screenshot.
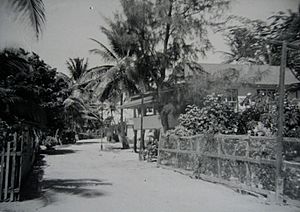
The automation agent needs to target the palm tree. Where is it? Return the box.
[66,58,89,83]
[79,15,151,149]
[63,96,103,131]
[84,39,140,149]
[5,0,46,39]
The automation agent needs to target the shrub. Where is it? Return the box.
[176,94,238,135]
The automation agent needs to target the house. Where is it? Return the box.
[184,63,300,108]
[121,63,300,142]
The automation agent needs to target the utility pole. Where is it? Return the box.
[270,40,300,202]
[275,41,287,202]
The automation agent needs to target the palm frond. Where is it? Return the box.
[0,88,22,104]
[89,38,118,62]
[10,0,46,39]
[66,57,89,81]
[78,65,112,85]
[0,53,30,79]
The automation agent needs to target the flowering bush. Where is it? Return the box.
[176,94,238,135]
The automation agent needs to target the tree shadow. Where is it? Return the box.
[76,141,100,145]
[42,178,112,198]
[20,154,112,203]
[40,149,77,155]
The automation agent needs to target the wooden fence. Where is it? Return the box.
[157,134,300,206]
[0,128,38,202]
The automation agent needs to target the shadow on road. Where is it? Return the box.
[40,149,77,155]
[43,179,112,198]
[76,141,100,145]
[20,152,112,204]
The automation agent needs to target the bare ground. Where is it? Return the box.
[0,140,298,212]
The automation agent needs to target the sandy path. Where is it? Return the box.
[0,140,298,212]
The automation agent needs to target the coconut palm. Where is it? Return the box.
[80,28,141,148]
[80,15,151,149]
[84,40,140,149]
[5,0,46,39]
[66,57,89,83]
[63,96,103,131]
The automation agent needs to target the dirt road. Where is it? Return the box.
[0,140,298,212]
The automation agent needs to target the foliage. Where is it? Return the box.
[239,93,300,137]
[222,19,270,64]
[63,96,104,132]
[100,0,230,92]
[4,0,46,39]
[0,48,70,134]
[167,125,194,137]
[168,91,300,138]
[66,57,89,82]
[175,94,238,136]
[222,5,300,79]
[0,120,10,150]
[0,119,24,151]
[61,130,76,144]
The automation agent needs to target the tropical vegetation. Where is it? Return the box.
[222,5,300,79]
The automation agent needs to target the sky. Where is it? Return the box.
[0,0,299,75]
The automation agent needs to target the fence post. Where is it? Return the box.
[16,132,24,201]
[217,136,221,178]
[9,133,17,201]
[0,148,5,201]
[157,131,163,166]
[175,137,179,168]
[4,142,11,200]
[245,137,250,186]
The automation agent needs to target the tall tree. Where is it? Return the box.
[86,37,140,149]
[119,0,230,90]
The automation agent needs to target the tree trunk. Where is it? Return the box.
[133,130,138,153]
[133,109,138,153]
[120,93,130,149]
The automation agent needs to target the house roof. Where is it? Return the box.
[119,95,156,109]
[185,63,300,85]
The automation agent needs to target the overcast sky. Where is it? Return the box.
[0,0,299,75]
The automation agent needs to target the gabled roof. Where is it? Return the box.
[185,63,300,85]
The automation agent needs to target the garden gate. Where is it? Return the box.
[0,129,37,202]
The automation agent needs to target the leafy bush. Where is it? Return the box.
[173,92,300,138]
[175,94,238,136]
[238,94,300,137]
[61,130,76,144]
[166,125,194,137]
